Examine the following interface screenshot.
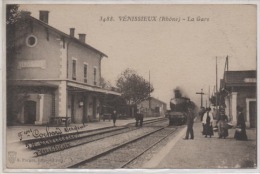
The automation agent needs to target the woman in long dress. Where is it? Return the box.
[234,106,248,141]
[202,108,214,138]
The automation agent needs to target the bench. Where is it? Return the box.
[50,117,71,127]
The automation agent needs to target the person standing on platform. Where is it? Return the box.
[135,106,144,127]
[217,105,229,139]
[199,107,206,122]
[202,108,214,138]
[139,106,144,127]
[135,107,141,127]
[234,106,248,141]
[184,106,195,140]
[111,110,117,127]
[199,107,206,133]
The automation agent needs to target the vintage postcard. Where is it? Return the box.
[2,1,259,173]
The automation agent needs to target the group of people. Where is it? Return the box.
[201,106,228,138]
[111,104,248,142]
[109,106,144,127]
[184,105,248,141]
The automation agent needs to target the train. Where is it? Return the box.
[166,89,192,125]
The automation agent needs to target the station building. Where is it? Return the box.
[220,70,256,128]
[7,11,120,125]
[137,97,167,117]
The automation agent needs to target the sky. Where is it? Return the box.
[19,4,257,108]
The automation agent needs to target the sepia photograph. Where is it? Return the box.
[3,1,258,172]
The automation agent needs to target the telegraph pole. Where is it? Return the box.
[223,55,229,82]
[216,57,218,108]
[149,70,151,109]
[196,89,205,108]
[226,55,229,72]
[209,86,211,105]
[216,57,218,93]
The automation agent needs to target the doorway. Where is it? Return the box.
[83,95,88,123]
[24,101,36,124]
[93,97,97,119]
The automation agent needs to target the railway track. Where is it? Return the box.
[69,126,177,169]
[22,118,168,157]
[126,117,167,126]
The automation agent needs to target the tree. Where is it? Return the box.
[100,77,112,89]
[116,68,154,105]
[6,5,31,124]
[6,5,31,50]
[6,5,31,70]
[6,5,20,25]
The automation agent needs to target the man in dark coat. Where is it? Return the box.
[135,106,144,127]
[184,107,195,140]
[199,107,206,122]
[234,106,248,141]
[111,110,117,127]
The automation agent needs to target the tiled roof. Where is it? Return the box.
[149,97,167,105]
[223,70,256,86]
[28,16,108,58]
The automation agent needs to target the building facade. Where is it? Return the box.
[137,97,167,117]
[7,11,120,125]
[220,70,256,128]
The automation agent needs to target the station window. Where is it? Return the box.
[72,59,77,80]
[26,35,38,47]
[84,63,88,83]
[94,67,97,85]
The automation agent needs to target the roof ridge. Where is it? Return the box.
[28,16,108,57]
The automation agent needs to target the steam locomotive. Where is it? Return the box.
[166,89,191,125]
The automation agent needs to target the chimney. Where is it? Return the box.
[78,34,86,43]
[70,28,75,37]
[39,10,49,24]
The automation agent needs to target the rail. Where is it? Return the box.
[22,118,168,157]
[69,126,177,168]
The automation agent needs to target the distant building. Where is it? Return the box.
[220,70,256,128]
[138,97,167,117]
[7,11,120,125]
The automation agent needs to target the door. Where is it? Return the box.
[249,101,257,128]
[83,95,88,123]
[24,101,36,124]
[93,97,96,119]
[155,106,160,113]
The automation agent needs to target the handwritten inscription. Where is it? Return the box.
[18,125,87,157]
[64,124,86,133]
[99,15,210,22]
[25,133,79,149]
[18,125,86,141]
[18,127,62,141]
[33,143,71,156]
